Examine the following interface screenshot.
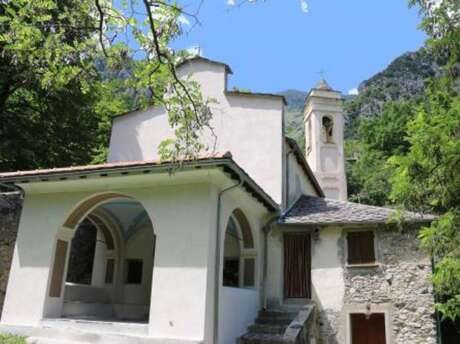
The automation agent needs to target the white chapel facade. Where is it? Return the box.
[0,56,436,344]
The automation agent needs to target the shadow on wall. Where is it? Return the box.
[0,193,23,316]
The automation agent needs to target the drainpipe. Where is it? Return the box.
[261,216,278,310]
[213,176,242,344]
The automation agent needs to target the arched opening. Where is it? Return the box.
[222,209,256,288]
[322,115,334,143]
[48,194,156,323]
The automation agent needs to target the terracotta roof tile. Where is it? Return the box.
[0,152,230,179]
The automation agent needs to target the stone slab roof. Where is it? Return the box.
[279,195,434,226]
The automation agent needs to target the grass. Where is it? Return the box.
[0,334,26,344]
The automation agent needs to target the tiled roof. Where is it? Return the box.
[0,153,228,179]
[279,195,434,226]
[0,152,279,212]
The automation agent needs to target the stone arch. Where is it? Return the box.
[48,192,156,322]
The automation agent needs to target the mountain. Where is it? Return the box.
[280,47,443,149]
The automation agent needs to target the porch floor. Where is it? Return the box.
[41,317,149,336]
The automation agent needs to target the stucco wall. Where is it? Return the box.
[311,226,436,344]
[1,182,215,342]
[219,287,259,344]
[109,59,285,204]
[285,142,320,207]
[1,170,271,343]
[121,224,155,306]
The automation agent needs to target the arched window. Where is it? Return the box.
[223,210,256,288]
[322,116,334,143]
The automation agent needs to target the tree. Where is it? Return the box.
[347,101,416,206]
[389,77,460,319]
[384,0,460,321]
[0,0,213,172]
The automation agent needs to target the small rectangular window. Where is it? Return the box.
[223,258,239,287]
[125,259,143,284]
[347,231,376,265]
[243,258,255,287]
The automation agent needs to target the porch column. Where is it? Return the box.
[91,229,107,287]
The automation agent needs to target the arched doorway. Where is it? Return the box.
[222,209,256,288]
[48,194,156,323]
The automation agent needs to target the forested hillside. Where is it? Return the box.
[281,47,443,150]
[280,46,445,205]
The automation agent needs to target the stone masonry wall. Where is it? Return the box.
[0,192,22,316]
[342,226,437,344]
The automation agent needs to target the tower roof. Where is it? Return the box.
[315,78,333,91]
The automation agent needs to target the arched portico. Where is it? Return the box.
[46,192,156,322]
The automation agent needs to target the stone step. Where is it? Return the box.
[248,323,287,335]
[254,317,292,326]
[238,332,288,344]
[258,310,298,319]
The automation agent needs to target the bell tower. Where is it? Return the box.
[304,79,347,201]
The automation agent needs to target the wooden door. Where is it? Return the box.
[284,233,311,299]
[351,313,386,344]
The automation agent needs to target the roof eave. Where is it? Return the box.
[0,158,279,213]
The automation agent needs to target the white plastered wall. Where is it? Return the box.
[217,185,268,344]
[285,141,319,207]
[1,170,272,343]
[108,59,285,204]
[265,226,344,313]
[1,180,214,342]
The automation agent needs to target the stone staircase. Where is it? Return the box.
[238,304,317,344]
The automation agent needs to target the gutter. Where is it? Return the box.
[213,176,242,344]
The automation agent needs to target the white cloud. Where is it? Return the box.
[227,0,236,5]
[300,0,309,13]
[348,88,359,96]
[178,15,190,26]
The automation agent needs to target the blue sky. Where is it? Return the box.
[171,0,427,95]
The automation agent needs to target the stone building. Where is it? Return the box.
[0,57,436,344]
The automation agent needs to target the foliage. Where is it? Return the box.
[389,77,460,319]
[0,0,212,172]
[347,101,416,205]
[0,334,26,344]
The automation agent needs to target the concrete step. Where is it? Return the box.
[62,302,114,319]
[41,318,148,336]
[238,332,288,344]
[248,323,287,335]
[254,317,292,326]
[258,310,298,319]
[27,337,90,344]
